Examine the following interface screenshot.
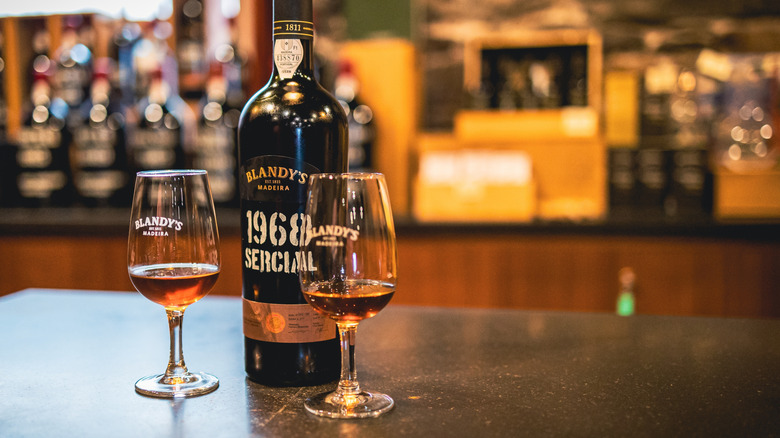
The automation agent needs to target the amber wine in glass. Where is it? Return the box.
[128,170,220,398]
[299,173,397,418]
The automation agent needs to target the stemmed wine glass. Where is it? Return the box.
[128,170,220,398]
[299,173,398,418]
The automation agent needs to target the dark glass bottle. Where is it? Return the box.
[111,18,142,108]
[334,60,375,172]
[71,59,131,207]
[14,69,74,207]
[0,33,13,206]
[126,67,187,173]
[27,19,51,86]
[177,0,206,100]
[192,63,239,207]
[238,0,347,386]
[216,16,247,111]
[132,20,178,102]
[53,16,93,113]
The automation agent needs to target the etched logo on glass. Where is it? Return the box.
[134,216,183,237]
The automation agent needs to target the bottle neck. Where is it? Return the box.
[271,0,315,81]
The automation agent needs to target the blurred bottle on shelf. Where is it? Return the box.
[669,68,713,150]
[568,49,588,107]
[27,19,51,88]
[665,68,714,219]
[111,18,142,108]
[53,16,93,115]
[607,147,637,218]
[215,16,247,110]
[12,67,74,207]
[177,0,207,100]
[604,69,640,220]
[465,62,494,110]
[77,15,96,54]
[71,59,131,207]
[495,57,521,110]
[334,60,375,172]
[131,20,178,102]
[190,62,239,207]
[640,58,678,143]
[126,67,188,174]
[712,55,778,173]
[615,267,636,316]
[636,58,677,219]
[0,33,13,206]
[0,32,6,139]
[531,54,562,109]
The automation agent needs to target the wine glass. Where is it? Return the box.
[128,169,220,398]
[299,173,398,418]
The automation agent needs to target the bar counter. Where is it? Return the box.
[1,288,778,437]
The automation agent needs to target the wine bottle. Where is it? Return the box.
[111,18,142,108]
[131,20,178,102]
[177,0,207,100]
[192,62,239,207]
[334,60,376,172]
[0,33,6,135]
[126,67,187,173]
[53,16,93,113]
[238,0,347,386]
[0,33,13,206]
[216,16,248,111]
[71,59,131,207]
[14,68,74,207]
[27,19,51,87]
[615,267,636,316]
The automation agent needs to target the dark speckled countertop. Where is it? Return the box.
[1,289,778,437]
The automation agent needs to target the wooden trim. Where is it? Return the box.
[46,15,62,58]
[3,18,21,136]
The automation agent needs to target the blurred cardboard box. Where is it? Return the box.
[414,134,537,222]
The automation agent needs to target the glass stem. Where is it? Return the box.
[164,309,189,382]
[336,322,360,397]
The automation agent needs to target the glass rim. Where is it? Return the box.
[136,169,208,177]
[309,172,385,181]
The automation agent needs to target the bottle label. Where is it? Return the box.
[243,299,335,343]
[55,65,88,107]
[273,39,303,80]
[240,155,335,343]
[17,171,67,198]
[74,126,118,168]
[17,127,62,151]
[240,155,316,202]
[194,124,236,202]
[75,170,126,198]
[128,128,179,169]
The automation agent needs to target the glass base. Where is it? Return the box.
[304,390,394,419]
[135,372,219,398]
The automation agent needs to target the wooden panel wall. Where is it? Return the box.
[1,232,777,318]
[395,232,780,318]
